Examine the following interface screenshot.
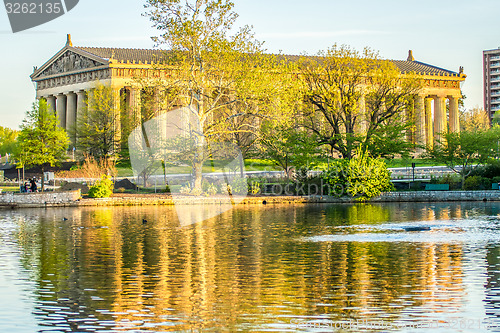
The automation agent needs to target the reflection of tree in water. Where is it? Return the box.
[10,203,492,331]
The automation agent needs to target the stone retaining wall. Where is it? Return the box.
[0,190,81,208]
[1,190,499,209]
[374,190,500,202]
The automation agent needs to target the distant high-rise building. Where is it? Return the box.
[484,48,500,119]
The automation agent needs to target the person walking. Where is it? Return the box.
[30,177,38,192]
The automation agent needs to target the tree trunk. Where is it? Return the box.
[41,166,45,193]
[192,138,204,193]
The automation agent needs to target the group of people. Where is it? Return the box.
[20,177,38,193]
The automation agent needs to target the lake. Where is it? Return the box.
[1,202,500,332]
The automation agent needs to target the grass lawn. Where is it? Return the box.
[114,158,443,177]
[115,158,281,177]
[383,158,445,168]
[0,186,20,193]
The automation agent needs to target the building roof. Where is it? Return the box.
[75,46,166,64]
[391,60,460,77]
[76,46,462,77]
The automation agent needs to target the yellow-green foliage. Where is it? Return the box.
[346,149,394,201]
[322,147,394,201]
[88,175,113,198]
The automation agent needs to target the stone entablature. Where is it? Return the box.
[37,69,112,90]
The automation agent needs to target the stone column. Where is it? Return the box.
[154,87,163,117]
[129,87,142,128]
[46,95,56,114]
[56,93,67,129]
[405,98,415,143]
[449,96,460,133]
[424,97,433,149]
[415,95,426,148]
[112,88,122,152]
[66,92,77,143]
[76,90,87,144]
[358,93,367,133]
[433,96,447,144]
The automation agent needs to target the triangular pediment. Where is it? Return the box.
[31,46,109,81]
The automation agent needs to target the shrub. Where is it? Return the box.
[180,183,191,194]
[464,176,490,190]
[321,148,394,200]
[88,175,113,198]
[436,174,461,190]
[346,149,394,200]
[248,177,265,195]
[205,183,218,196]
[469,161,500,179]
[231,177,248,195]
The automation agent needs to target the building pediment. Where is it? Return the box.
[31,46,109,81]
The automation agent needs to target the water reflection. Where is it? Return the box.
[1,202,500,331]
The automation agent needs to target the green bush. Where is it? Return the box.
[436,174,461,190]
[205,183,218,196]
[469,161,500,179]
[230,177,248,195]
[464,176,490,190]
[88,175,113,198]
[321,148,394,201]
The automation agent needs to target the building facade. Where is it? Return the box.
[31,35,466,150]
[484,48,500,120]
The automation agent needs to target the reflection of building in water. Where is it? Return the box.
[16,205,468,330]
[485,245,500,326]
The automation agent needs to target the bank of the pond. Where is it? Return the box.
[2,190,500,209]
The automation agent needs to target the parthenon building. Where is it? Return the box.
[31,35,466,149]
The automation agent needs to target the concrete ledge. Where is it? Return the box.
[374,190,500,202]
[2,190,500,209]
[0,190,81,208]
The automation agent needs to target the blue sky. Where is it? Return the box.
[0,0,498,129]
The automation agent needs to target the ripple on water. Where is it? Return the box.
[303,218,500,244]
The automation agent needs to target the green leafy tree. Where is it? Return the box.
[258,121,321,180]
[74,83,120,158]
[16,99,69,191]
[0,126,19,156]
[144,0,299,193]
[426,127,500,189]
[300,44,421,159]
[461,107,490,131]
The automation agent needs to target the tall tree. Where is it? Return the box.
[461,107,490,131]
[74,83,120,159]
[300,44,421,159]
[144,0,299,192]
[258,120,321,180]
[16,99,69,191]
[426,127,500,189]
[0,126,19,156]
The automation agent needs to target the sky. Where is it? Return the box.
[0,0,498,130]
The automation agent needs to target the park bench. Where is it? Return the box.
[424,184,449,191]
